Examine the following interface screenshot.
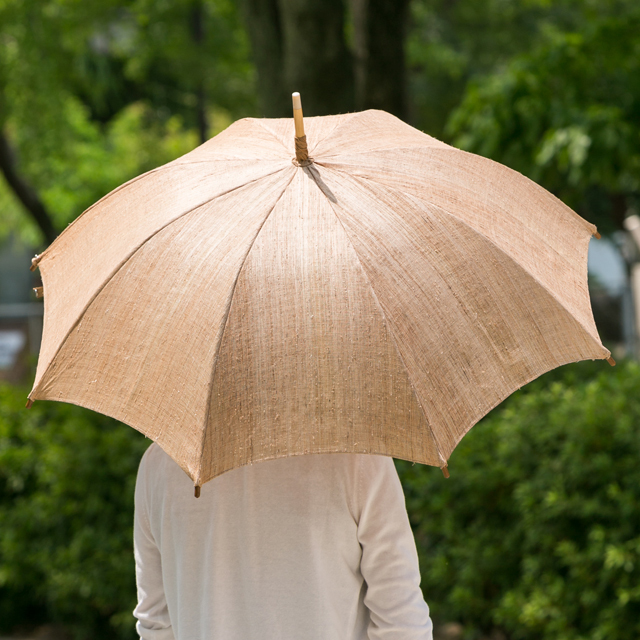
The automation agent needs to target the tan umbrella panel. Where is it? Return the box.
[28,108,611,490]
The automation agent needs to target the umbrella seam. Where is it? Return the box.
[251,116,349,157]
[37,158,290,260]
[314,141,447,160]
[300,116,351,155]
[36,165,167,260]
[252,119,295,154]
[196,168,298,485]
[317,147,596,236]
[446,349,601,455]
[406,190,582,277]
[32,166,291,399]
[316,164,606,352]
[306,166,448,468]
[339,164,579,282]
[306,110,390,158]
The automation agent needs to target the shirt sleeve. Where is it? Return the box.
[356,456,433,640]
[133,446,176,640]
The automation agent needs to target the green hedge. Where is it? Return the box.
[1,360,638,639]
[398,360,640,639]
[0,388,148,639]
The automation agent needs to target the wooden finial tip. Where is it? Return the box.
[607,356,616,367]
[194,485,201,498]
[441,465,450,478]
[593,231,601,239]
[30,255,41,271]
[25,399,33,409]
[292,91,306,147]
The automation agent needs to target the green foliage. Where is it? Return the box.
[0,384,150,639]
[0,0,254,244]
[399,360,640,639]
[0,98,203,245]
[408,0,551,139]
[446,1,640,231]
[0,363,636,640]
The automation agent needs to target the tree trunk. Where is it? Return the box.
[278,0,354,116]
[351,0,409,119]
[190,0,209,143]
[240,0,354,117]
[240,0,408,119]
[0,130,58,245]
[238,0,289,117]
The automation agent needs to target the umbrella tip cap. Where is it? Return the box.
[292,92,308,163]
[607,356,616,367]
[441,465,450,478]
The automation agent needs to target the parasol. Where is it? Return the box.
[28,93,613,494]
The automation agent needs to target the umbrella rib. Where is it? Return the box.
[304,110,374,157]
[37,157,289,260]
[317,147,597,236]
[195,168,298,485]
[36,164,168,260]
[252,119,294,154]
[33,167,291,398]
[315,141,448,161]
[389,181,605,349]
[317,165,605,352]
[306,166,448,468]
[329,162,576,271]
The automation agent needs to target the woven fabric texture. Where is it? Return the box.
[30,110,609,485]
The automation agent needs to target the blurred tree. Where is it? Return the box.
[407,0,550,138]
[398,359,640,639]
[444,0,640,232]
[0,384,149,639]
[351,0,409,116]
[0,0,254,246]
[238,0,409,117]
[4,0,638,244]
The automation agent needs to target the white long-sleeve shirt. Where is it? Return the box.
[134,444,433,640]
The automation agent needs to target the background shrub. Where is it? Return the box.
[0,386,149,639]
[399,359,640,640]
[1,359,637,640]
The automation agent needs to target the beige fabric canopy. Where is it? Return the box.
[29,109,610,488]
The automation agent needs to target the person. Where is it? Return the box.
[133,443,433,639]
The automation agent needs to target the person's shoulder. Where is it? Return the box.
[306,453,393,484]
[136,442,187,508]
[316,453,395,483]
[355,453,396,474]
[354,454,400,491]
[137,441,176,484]
[140,441,163,467]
